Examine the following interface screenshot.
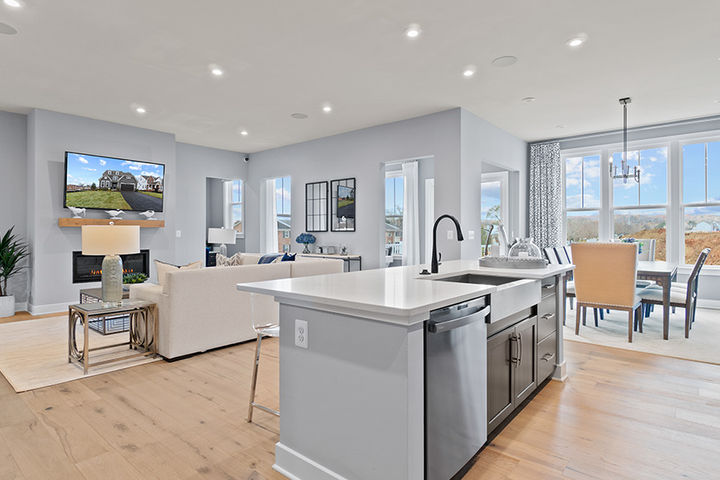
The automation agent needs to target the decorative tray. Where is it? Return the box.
[478,256,548,269]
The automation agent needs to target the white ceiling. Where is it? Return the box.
[1,0,719,153]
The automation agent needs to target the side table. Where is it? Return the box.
[68,300,158,374]
[79,288,131,335]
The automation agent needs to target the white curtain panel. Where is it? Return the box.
[261,178,279,253]
[529,142,563,249]
[402,161,420,265]
[222,180,232,229]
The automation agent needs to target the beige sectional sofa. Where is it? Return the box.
[129,254,343,359]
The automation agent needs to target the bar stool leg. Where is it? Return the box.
[247,333,263,423]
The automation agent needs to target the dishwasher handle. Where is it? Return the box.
[428,306,490,333]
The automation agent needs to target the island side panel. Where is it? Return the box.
[275,303,425,480]
[553,273,568,381]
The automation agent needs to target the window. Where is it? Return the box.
[275,176,292,253]
[611,147,668,260]
[385,173,404,257]
[564,154,601,242]
[682,141,720,265]
[223,179,244,237]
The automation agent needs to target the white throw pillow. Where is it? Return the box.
[155,260,202,285]
[217,252,243,267]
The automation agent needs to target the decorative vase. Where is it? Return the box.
[0,295,15,318]
[302,244,310,254]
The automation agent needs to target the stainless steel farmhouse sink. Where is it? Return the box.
[432,274,541,323]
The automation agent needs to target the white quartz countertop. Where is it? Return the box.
[236,260,573,325]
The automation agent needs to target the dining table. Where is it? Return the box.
[637,260,679,340]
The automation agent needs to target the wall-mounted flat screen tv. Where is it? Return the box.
[64,152,165,212]
[336,185,355,219]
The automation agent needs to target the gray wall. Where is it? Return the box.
[176,143,246,264]
[25,109,177,312]
[0,111,29,305]
[246,109,463,270]
[461,109,528,259]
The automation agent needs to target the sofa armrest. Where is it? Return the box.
[128,283,164,304]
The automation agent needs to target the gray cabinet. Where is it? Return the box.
[487,316,537,432]
[536,276,558,383]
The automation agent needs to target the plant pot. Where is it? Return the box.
[0,295,15,318]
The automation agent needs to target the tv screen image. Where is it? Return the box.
[336,185,355,219]
[64,152,165,212]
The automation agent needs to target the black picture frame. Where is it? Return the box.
[331,177,356,232]
[305,181,329,232]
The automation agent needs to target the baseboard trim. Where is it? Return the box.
[28,301,72,316]
[14,302,27,312]
[274,442,348,480]
[698,299,720,310]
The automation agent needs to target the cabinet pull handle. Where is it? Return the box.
[510,334,519,364]
[542,313,555,320]
[541,353,555,362]
[517,332,523,366]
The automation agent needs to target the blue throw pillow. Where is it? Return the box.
[281,253,296,262]
[258,253,282,264]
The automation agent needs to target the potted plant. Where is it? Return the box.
[0,227,29,318]
[295,233,316,254]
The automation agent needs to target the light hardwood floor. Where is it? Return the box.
[1,331,719,479]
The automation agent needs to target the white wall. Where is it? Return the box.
[0,111,29,306]
[175,142,247,264]
[246,110,463,270]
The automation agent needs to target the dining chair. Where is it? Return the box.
[571,242,645,342]
[635,238,656,261]
[544,247,560,264]
[247,293,280,423]
[640,248,710,338]
[556,246,576,314]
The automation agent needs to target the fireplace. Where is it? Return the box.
[72,250,150,283]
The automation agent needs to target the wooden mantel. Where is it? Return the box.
[58,218,165,228]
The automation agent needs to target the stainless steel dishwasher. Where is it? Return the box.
[425,296,490,480]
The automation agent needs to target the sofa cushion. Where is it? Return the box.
[155,259,202,285]
[291,258,344,278]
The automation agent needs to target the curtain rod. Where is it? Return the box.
[530,114,720,146]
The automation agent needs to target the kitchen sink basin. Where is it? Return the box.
[432,273,541,323]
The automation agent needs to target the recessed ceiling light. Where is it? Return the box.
[131,104,147,115]
[556,124,566,129]
[0,22,18,35]
[521,96,536,103]
[405,23,421,38]
[240,130,248,136]
[491,56,518,68]
[566,33,588,48]
[322,104,333,113]
[209,64,224,77]
[3,0,22,8]
[291,113,308,119]
[462,65,476,78]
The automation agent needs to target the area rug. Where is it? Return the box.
[0,315,161,392]
[563,306,720,365]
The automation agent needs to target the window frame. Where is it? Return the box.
[561,150,602,243]
[561,130,720,269]
[385,170,404,259]
[223,179,245,239]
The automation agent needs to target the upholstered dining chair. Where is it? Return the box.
[640,248,710,338]
[247,293,280,423]
[544,247,560,264]
[571,242,645,342]
[635,238,657,261]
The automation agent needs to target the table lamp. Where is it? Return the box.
[208,227,236,256]
[82,225,140,304]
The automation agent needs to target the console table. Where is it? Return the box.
[68,300,158,374]
[299,253,362,271]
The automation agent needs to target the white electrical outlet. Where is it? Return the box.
[447,230,454,240]
[295,319,308,349]
[175,230,182,238]
[468,230,475,240]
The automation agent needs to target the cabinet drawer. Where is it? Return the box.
[541,279,556,298]
[537,295,556,341]
[537,334,556,381]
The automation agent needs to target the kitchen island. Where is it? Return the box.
[236,260,573,480]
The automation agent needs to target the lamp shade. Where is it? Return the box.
[81,225,140,255]
[208,227,236,245]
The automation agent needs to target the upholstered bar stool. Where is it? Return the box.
[247,293,280,423]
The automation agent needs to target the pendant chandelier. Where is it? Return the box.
[610,97,640,183]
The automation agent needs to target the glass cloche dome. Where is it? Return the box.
[507,238,542,259]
